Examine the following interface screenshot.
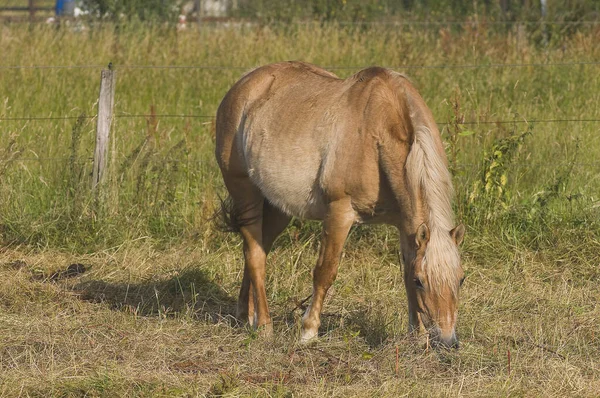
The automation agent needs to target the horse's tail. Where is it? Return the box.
[212,195,263,233]
[212,195,239,233]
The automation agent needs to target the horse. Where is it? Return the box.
[215,61,465,348]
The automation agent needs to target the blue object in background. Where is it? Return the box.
[55,0,64,15]
[56,0,75,16]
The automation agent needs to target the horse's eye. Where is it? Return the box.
[460,277,466,287]
[414,278,424,289]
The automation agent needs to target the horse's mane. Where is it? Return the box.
[402,87,461,296]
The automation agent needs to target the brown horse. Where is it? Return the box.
[215,61,465,348]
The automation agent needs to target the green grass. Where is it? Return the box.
[0,22,599,396]
[1,22,599,249]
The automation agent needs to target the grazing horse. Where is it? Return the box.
[215,61,465,348]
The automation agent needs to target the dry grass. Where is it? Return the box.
[1,228,599,396]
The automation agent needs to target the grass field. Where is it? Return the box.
[1,21,599,396]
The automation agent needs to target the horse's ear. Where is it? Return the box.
[451,224,465,246]
[416,223,430,249]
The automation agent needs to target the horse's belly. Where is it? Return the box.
[244,142,327,220]
[250,164,326,220]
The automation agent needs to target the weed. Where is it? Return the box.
[467,125,532,224]
[207,373,239,397]
[0,135,22,179]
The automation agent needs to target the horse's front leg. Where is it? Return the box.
[408,300,425,334]
[301,198,355,342]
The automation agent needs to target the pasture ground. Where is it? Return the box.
[1,233,599,396]
[0,22,599,396]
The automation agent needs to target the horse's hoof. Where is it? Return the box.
[236,309,256,328]
[299,328,318,343]
[257,322,273,338]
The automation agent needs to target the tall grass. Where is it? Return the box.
[0,22,598,250]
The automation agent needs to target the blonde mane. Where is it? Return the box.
[405,125,461,296]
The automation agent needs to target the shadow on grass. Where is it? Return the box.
[324,312,390,348]
[70,265,393,347]
[285,304,391,349]
[70,267,237,324]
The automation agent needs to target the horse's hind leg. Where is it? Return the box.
[301,197,354,342]
[223,177,272,333]
[236,200,289,327]
[237,200,290,328]
[262,201,291,254]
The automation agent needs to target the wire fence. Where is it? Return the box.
[1,61,599,168]
[9,156,600,167]
[2,17,600,26]
[0,59,598,123]
[1,61,600,70]
[2,114,600,125]
[0,24,597,235]
[330,20,600,26]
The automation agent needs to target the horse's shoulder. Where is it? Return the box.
[349,67,415,98]
[347,68,416,143]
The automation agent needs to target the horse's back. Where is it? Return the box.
[215,62,415,221]
[215,62,340,166]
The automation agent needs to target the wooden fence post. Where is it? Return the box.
[195,0,202,26]
[92,68,116,191]
[28,0,35,20]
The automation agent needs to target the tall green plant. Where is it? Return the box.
[467,125,532,224]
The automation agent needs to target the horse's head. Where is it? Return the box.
[406,223,465,349]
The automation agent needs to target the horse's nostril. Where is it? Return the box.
[433,335,459,350]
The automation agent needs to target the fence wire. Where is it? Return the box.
[1,61,599,70]
[2,115,600,125]
[9,156,600,167]
[1,60,598,167]
[1,18,599,26]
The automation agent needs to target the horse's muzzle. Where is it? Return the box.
[432,332,460,349]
